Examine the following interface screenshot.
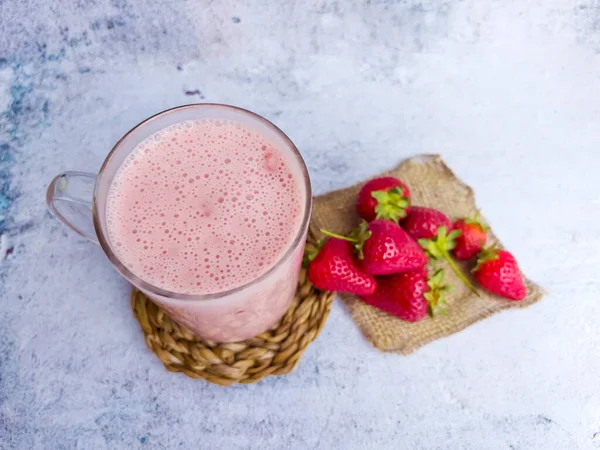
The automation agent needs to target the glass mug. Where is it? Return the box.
[47,104,312,342]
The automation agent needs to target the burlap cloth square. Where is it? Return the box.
[309,154,543,354]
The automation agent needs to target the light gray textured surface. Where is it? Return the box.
[1,1,599,449]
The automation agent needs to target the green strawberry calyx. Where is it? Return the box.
[472,244,500,273]
[302,239,324,268]
[418,226,480,297]
[464,210,490,232]
[371,187,410,224]
[424,269,453,317]
[418,226,462,258]
[320,221,372,259]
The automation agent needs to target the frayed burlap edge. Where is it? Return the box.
[310,154,543,355]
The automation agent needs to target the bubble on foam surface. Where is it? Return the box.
[105,119,303,295]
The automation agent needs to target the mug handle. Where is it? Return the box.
[46,171,99,244]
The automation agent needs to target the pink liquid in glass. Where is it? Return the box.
[106,118,306,341]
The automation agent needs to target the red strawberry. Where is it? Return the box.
[452,214,489,260]
[360,269,451,322]
[320,220,427,276]
[360,220,427,275]
[356,177,411,223]
[307,238,377,295]
[402,207,452,240]
[473,246,526,300]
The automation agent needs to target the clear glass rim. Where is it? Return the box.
[92,103,312,302]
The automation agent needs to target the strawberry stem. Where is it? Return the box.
[320,229,358,243]
[443,250,480,297]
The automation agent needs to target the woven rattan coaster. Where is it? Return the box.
[131,266,334,385]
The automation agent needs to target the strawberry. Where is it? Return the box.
[473,246,526,300]
[359,220,427,275]
[452,213,489,260]
[402,206,452,240]
[356,177,411,223]
[321,220,427,275]
[418,226,480,296]
[360,269,452,321]
[306,238,377,295]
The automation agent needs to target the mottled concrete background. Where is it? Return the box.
[1,1,599,449]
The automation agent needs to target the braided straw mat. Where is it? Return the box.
[131,266,334,385]
[310,154,543,354]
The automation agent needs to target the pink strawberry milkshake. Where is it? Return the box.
[105,117,308,342]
